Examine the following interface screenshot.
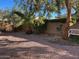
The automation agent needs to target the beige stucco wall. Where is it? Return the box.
[46,22,64,36]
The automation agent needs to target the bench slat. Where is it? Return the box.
[68,29,79,37]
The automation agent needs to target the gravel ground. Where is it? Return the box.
[0,32,79,59]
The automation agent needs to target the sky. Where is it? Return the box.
[0,0,14,10]
[35,8,76,19]
[0,0,76,19]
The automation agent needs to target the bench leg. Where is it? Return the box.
[68,33,70,37]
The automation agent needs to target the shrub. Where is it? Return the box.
[31,17,47,33]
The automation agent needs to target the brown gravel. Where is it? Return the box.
[0,32,79,59]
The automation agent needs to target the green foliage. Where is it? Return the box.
[72,15,77,24]
[31,17,46,33]
[31,17,45,26]
[50,4,58,12]
[69,35,79,44]
[12,10,47,33]
[12,0,78,33]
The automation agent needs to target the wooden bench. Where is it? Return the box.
[68,29,79,37]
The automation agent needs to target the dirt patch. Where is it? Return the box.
[0,32,79,59]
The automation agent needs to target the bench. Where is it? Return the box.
[68,29,79,37]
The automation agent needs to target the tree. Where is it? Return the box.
[62,0,75,39]
[13,0,77,38]
[13,0,58,32]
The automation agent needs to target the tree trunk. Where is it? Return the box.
[62,0,72,40]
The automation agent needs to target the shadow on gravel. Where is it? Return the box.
[0,47,78,59]
[0,32,79,46]
[0,32,79,59]
[0,47,53,59]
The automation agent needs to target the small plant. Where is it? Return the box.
[0,21,14,32]
[69,35,79,44]
[31,16,46,33]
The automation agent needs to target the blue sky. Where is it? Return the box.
[0,0,76,19]
[0,0,14,10]
[35,8,76,19]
